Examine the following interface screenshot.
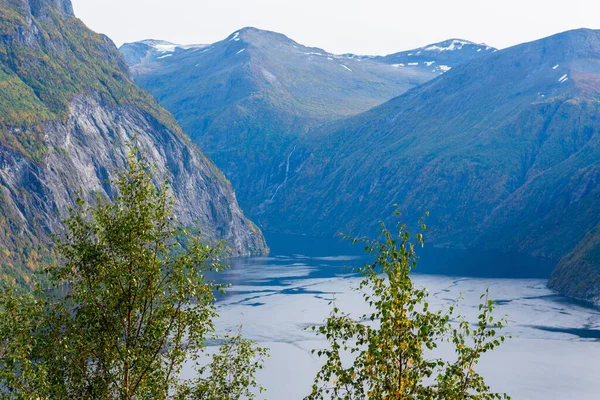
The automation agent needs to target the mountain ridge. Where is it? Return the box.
[373,38,496,73]
[120,27,492,218]
[123,29,496,76]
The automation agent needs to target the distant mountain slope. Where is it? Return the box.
[0,0,267,284]
[260,28,600,302]
[120,28,492,216]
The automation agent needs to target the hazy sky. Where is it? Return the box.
[71,0,598,55]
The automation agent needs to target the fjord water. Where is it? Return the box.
[203,234,600,399]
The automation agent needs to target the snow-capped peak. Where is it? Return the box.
[139,40,207,53]
[138,40,177,53]
[424,39,477,52]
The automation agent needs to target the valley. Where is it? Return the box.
[124,27,600,304]
[121,28,494,219]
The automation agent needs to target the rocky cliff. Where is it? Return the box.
[0,0,267,284]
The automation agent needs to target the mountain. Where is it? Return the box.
[119,39,209,67]
[120,28,493,217]
[374,39,496,71]
[0,0,267,284]
[258,28,600,303]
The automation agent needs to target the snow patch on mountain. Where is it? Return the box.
[139,40,207,54]
[180,44,209,50]
[262,69,277,82]
[424,40,473,52]
[139,40,178,53]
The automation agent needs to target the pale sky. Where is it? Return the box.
[71,0,598,55]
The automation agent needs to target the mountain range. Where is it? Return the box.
[263,28,600,304]
[0,0,267,284]
[120,28,495,216]
[123,27,600,304]
[0,0,598,305]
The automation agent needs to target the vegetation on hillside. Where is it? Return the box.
[0,0,250,285]
[549,225,600,303]
[0,150,267,399]
[0,2,186,164]
[0,150,510,398]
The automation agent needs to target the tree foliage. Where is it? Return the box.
[307,216,510,400]
[0,149,267,399]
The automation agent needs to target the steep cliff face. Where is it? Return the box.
[0,0,267,284]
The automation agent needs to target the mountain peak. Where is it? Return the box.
[225,27,300,47]
[544,27,600,41]
[119,39,208,66]
[420,38,491,52]
[140,39,177,47]
[135,39,207,52]
[230,26,284,36]
[532,28,600,58]
[375,37,495,71]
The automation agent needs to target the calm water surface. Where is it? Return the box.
[197,233,600,399]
